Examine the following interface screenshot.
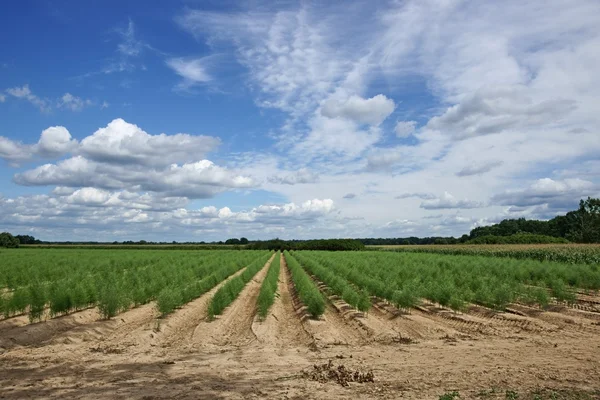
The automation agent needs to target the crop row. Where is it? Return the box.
[283,251,325,318]
[291,251,371,312]
[256,251,281,319]
[296,251,600,312]
[381,244,600,265]
[207,252,274,319]
[0,250,269,321]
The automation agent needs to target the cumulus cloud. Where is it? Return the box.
[0,126,77,165]
[321,94,395,126]
[395,120,417,138]
[420,192,483,210]
[427,86,577,140]
[268,168,319,185]
[14,157,254,199]
[297,114,383,159]
[0,193,335,241]
[491,178,598,210]
[4,119,248,199]
[79,118,220,166]
[0,118,220,168]
[456,160,503,177]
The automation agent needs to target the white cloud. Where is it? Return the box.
[117,19,144,57]
[0,118,220,168]
[395,192,436,200]
[3,85,95,113]
[102,19,150,74]
[395,120,416,138]
[0,126,77,165]
[420,192,483,210]
[268,168,319,185]
[101,101,109,109]
[321,94,395,126]
[14,157,254,199]
[5,84,51,112]
[0,193,335,241]
[58,93,92,111]
[78,118,220,166]
[0,94,5,102]
[166,57,212,90]
[456,160,503,177]
[427,85,576,140]
[491,178,598,210]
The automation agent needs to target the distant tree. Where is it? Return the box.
[565,197,600,243]
[225,238,241,245]
[0,232,20,248]
[239,237,249,245]
[15,235,40,245]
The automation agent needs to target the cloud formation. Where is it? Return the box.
[420,192,483,210]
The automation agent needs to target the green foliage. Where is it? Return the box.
[387,244,600,265]
[156,287,182,316]
[296,250,600,312]
[439,391,460,400]
[0,232,19,248]
[98,282,122,319]
[28,281,46,322]
[292,252,371,312]
[256,252,281,319]
[284,251,325,318]
[8,286,30,317]
[469,197,600,244]
[505,389,519,400]
[467,234,569,245]
[207,252,273,319]
[248,238,364,251]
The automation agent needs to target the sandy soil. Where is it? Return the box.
[1,258,599,399]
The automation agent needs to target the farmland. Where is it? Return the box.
[1,248,599,399]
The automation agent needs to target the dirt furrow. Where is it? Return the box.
[190,254,275,347]
[508,303,600,336]
[252,253,313,348]
[0,307,101,350]
[152,267,249,350]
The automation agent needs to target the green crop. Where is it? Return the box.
[256,251,281,319]
[283,251,325,318]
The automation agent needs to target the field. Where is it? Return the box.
[1,249,599,399]
[372,243,600,264]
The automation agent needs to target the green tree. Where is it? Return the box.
[0,232,19,248]
[566,197,600,243]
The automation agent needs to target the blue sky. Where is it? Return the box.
[1,0,599,241]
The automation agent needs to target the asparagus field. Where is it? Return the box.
[1,248,599,399]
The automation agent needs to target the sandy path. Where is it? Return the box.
[191,254,275,347]
[252,253,313,348]
[151,267,249,350]
[0,307,101,350]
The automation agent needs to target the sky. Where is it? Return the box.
[1,0,599,242]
